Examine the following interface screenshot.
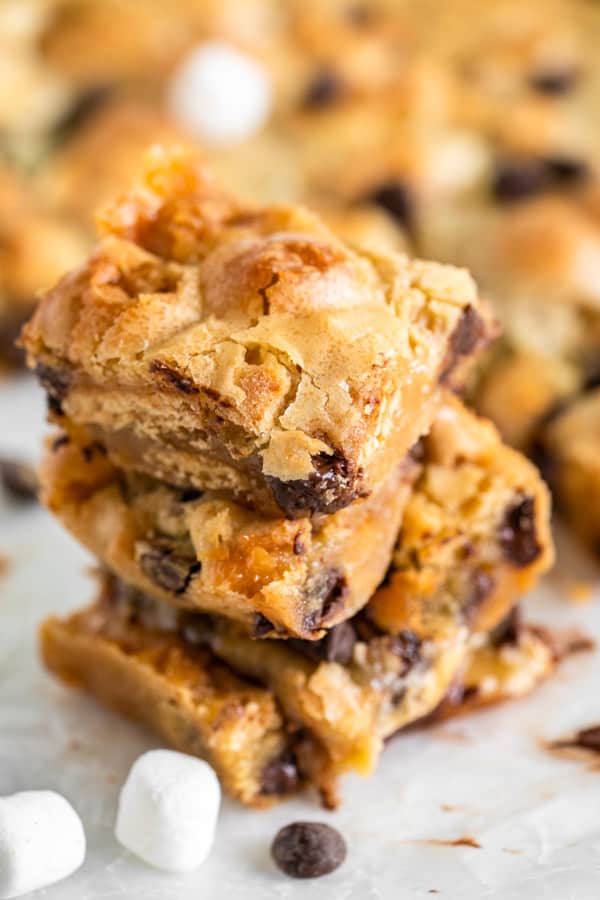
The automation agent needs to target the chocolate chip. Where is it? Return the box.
[53,83,114,142]
[440,305,486,382]
[543,155,590,185]
[451,305,485,357]
[52,434,70,452]
[271,822,346,879]
[572,725,600,752]
[81,441,106,462]
[498,496,541,567]
[304,569,348,632]
[35,363,70,415]
[253,613,275,638]
[490,607,521,647]
[267,450,361,518]
[303,69,344,108]
[136,541,200,594]
[261,752,301,795]
[0,458,38,502]
[529,68,579,95]
[492,159,549,202]
[290,621,356,665]
[149,359,198,394]
[390,629,422,670]
[408,438,426,463]
[367,179,414,232]
[293,532,306,555]
[179,488,203,503]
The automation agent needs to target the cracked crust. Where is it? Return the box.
[23,147,491,517]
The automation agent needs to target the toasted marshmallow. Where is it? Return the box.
[115,749,221,872]
[0,790,86,899]
[168,41,272,146]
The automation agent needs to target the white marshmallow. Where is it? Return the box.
[115,749,221,872]
[0,790,86,899]
[168,41,272,147]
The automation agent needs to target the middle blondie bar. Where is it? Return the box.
[40,394,552,643]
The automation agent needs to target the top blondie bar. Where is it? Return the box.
[23,147,491,518]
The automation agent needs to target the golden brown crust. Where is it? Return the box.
[23,147,490,517]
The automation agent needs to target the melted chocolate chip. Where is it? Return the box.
[149,359,198,394]
[0,458,38,502]
[293,532,306,555]
[529,68,579,95]
[498,496,541,567]
[367,179,414,232]
[267,451,361,518]
[304,569,348,632]
[253,613,275,638]
[440,305,486,382]
[303,69,344,108]
[136,541,200,594]
[81,441,106,462]
[271,822,346,879]
[492,159,549,202]
[390,629,422,671]
[290,621,356,665]
[261,752,301,796]
[490,607,522,647]
[179,488,203,503]
[52,434,70,451]
[571,726,600,752]
[35,363,70,415]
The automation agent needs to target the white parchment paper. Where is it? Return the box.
[2,375,600,900]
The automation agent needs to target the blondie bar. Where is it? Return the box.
[23,148,491,518]
[536,386,600,556]
[40,431,417,639]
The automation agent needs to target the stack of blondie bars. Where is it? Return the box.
[22,148,555,807]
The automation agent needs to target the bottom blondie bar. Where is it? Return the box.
[41,576,555,809]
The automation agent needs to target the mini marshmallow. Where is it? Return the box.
[0,790,86,899]
[115,749,221,872]
[168,41,272,146]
